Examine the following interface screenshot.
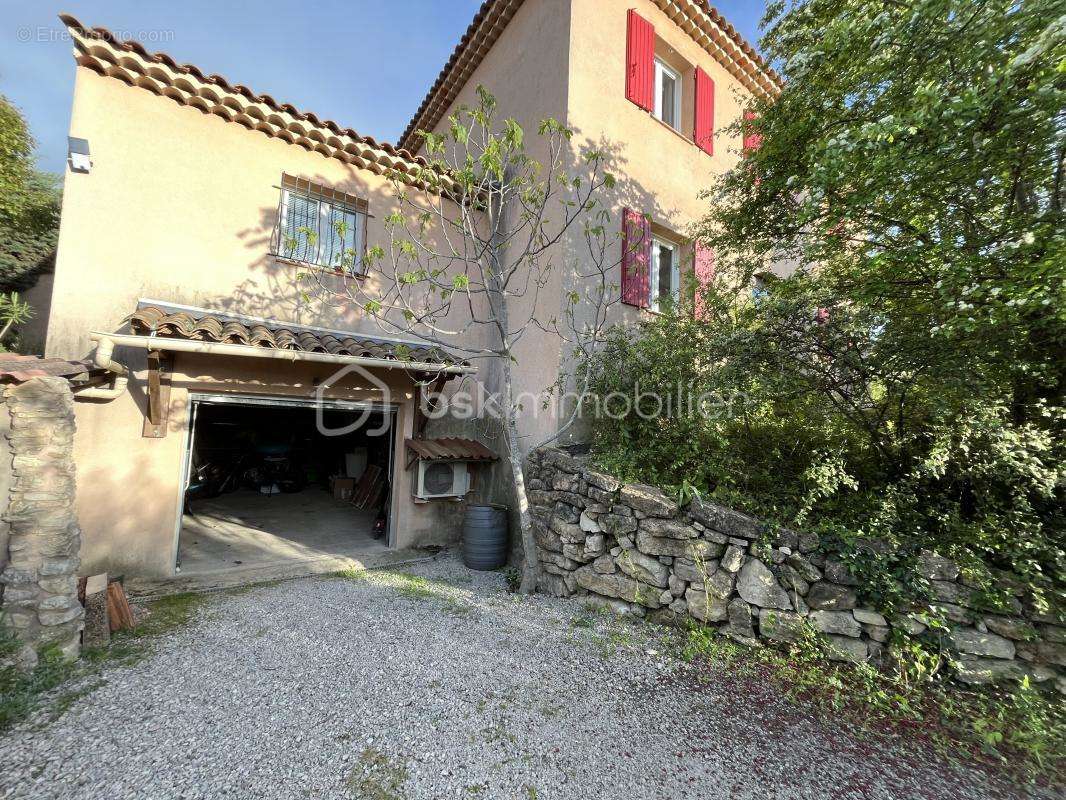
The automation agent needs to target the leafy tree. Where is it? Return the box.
[0,95,60,293]
[588,0,1065,597]
[300,88,624,593]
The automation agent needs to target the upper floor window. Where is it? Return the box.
[650,237,680,312]
[272,174,367,274]
[654,60,681,130]
[626,10,715,155]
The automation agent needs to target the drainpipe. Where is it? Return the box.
[74,335,128,400]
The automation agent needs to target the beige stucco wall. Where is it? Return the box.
[565,0,755,312]
[421,0,574,453]
[569,0,753,196]
[50,1,764,456]
[46,67,488,364]
[417,0,766,447]
[46,66,491,578]
[406,0,578,542]
[552,0,764,442]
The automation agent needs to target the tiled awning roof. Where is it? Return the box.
[125,305,466,369]
[0,355,104,385]
[405,438,498,462]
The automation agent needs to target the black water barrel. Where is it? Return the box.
[462,504,509,570]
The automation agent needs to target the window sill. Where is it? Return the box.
[621,304,664,316]
[271,253,367,281]
[647,113,713,157]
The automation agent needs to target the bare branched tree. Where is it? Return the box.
[297,87,629,593]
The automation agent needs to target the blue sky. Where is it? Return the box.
[0,1,766,174]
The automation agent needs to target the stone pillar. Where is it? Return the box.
[0,376,83,669]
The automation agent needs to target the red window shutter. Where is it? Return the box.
[693,68,714,155]
[621,208,650,308]
[694,243,715,320]
[625,10,655,112]
[743,110,763,154]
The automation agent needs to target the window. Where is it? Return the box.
[273,175,367,273]
[626,13,715,153]
[654,60,681,130]
[649,238,680,311]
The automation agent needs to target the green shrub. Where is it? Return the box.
[676,621,1066,781]
[584,0,1065,600]
[584,298,1064,611]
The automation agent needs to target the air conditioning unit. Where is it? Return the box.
[416,460,470,499]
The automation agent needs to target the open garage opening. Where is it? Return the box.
[176,395,396,578]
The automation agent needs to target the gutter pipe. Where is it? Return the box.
[75,335,129,400]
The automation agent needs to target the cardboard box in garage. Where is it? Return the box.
[331,477,355,501]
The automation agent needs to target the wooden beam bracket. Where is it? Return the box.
[142,350,173,438]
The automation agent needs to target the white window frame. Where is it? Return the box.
[653,59,682,131]
[278,189,365,273]
[649,237,681,312]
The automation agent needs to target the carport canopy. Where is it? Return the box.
[95,301,475,374]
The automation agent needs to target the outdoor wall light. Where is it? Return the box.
[68,136,91,173]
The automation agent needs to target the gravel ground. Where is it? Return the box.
[1,552,1053,800]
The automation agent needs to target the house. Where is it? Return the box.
[31,1,779,581]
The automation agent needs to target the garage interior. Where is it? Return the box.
[177,397,395,576]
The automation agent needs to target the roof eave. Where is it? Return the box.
[59,13,455,192]
[398,0,783,152]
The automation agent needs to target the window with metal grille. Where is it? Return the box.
[271,174,368,274]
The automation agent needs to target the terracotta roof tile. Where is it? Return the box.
[58,14,454,192]
[399,0,782,151]
[0,354,101,384]
[697,2,776,75]
[125,305,465,369]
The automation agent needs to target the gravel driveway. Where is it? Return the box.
[1,553,1049,800]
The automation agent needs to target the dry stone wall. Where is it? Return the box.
[527,448,1065,693]
[0,376,83,669]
